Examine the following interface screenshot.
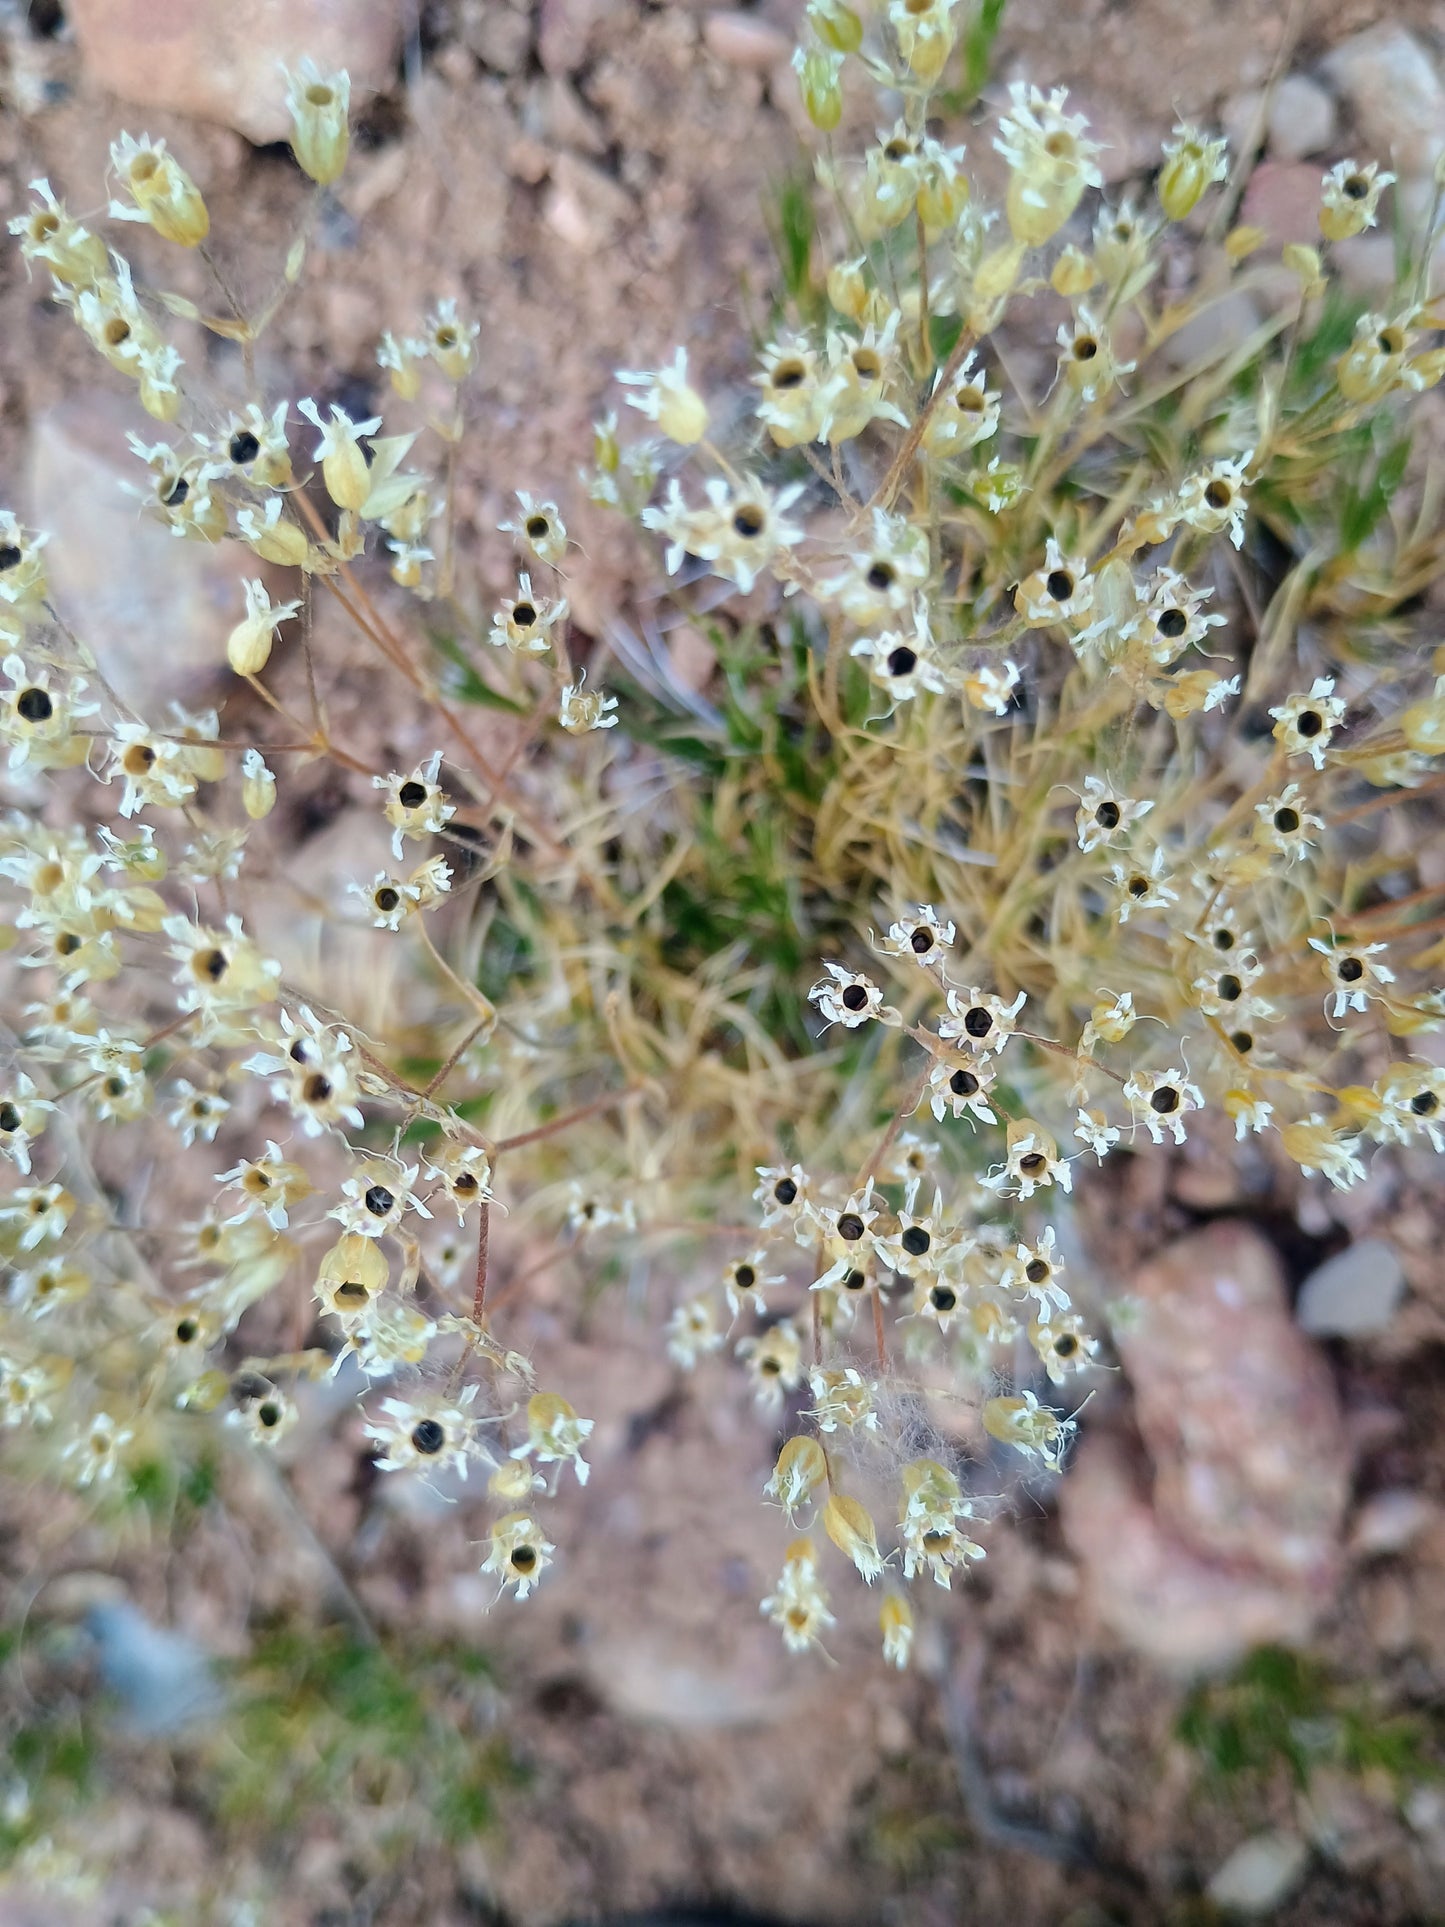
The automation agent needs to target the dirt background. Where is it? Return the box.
[2,1,1445,1925]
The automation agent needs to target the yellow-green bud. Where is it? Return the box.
[241,749,278,820]
[793,46,843,132]
[1157,125,1228,223]
[1401,679,1445,755]
[808,0,863,54]
[1050,244,1096,296]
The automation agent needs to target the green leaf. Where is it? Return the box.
[1339,433,1410,552]
[963,0,1009,104]
[429,631,530,714]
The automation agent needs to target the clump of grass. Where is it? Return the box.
[1,4,1444,1751]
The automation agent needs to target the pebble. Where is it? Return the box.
[1295,1238,1406,1338]
[28,392,250,713]
[1238,160,1326,249]
[1160,287,1265,373]
[1060,1223,1350,1672]
[537,0,621,78]
[1350,1489,1435,1559]
[543,153,635,253]
[460,0,534,76]
[65,0,406,144]
[1264,73,1338,163]
[1321,26,1445,187]
[1207,1831,1310,1915]
[703,10,792,73]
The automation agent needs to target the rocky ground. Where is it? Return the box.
[2,2,1445,1924]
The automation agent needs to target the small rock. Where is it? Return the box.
[1222,89,1267,163]
[1060,1438,1325,1672]
[1207,1831,1309,1914]
[1350,1489,1435,1559]
[1322,26,1445,187]
[537,0,619,78]
[1296,1238,1406,1338]
[543,152,634,253]
[459,0,534,76]
[1265,73,1338,163]
[1238,160,1325,248]
[1161,287,1265,372]
[703,10,792,72]
[65,0,406,145]
[29,392,250,713]
[1061,1223,1351,1672]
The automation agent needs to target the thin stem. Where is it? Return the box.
[472,1203,491,1323]
[493,1085,639,1155]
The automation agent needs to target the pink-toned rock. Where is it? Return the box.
[1238,160,1324,248]
[1061,1222,1351,1672]
[536,0,622,78]
[703,11,792,73]
[65,0,405,144]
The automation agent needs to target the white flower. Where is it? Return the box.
[878,904,955,969]
[808,960,897,1029]
[558,669,619,733]
[329,1157,432,1237]
[1270,677,1345,770]
[939,985,1027,1056]
[1122,1067,1204,1145]
[1309,937,1395,1018]
[500,491,568,563]
[1108,847,1178,922]
[482,1512,554,1600]
[1177,453,1252,548]
[511,1392,594,1488]
[665,1296,724,1368]
[642,475,804,595]
[364,1385,481,1479]
[1074,1108,1120,1161]
[927,1057,997,1125]
[373,750,454,861]
[64,1411,133,1488]
[1075,775,1153,853]
[617,346,708,444]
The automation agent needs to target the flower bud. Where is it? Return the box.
[316,1233,389,1320]
[1157,124,1228,222]
[1281,243,1325,299]
[879,1593,914,1668]
[241,748,277,819]
[1400,679,1445,755]
[915,141,968,236]
[827,256,871,322]
[891,0,958,87]
[824,1492,887,1580]
[237,502,312,569]
[297,398,381,513]
[765,1435,828,1519]
[617,347,709,445]
[378,331,426,401]
[1050,244,1096,296]
[794,46,844,132]
[285,62,351,187]
[808,0,863,54]
[109,134,209,247]
[227,580,302,678]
